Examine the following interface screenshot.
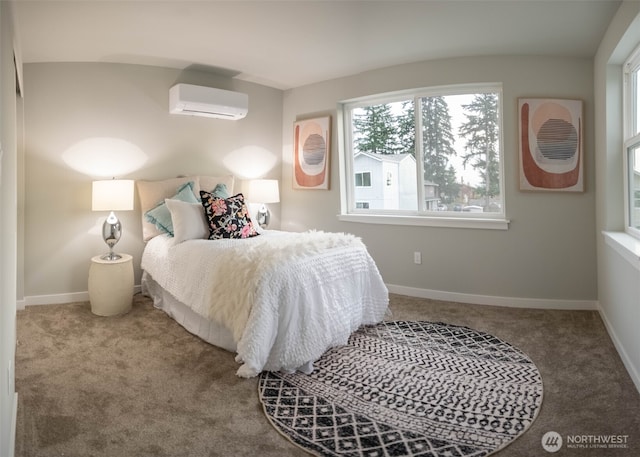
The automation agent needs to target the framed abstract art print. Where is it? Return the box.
[293,116,331,190]
[518,98,583,192]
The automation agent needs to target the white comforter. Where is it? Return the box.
[141,230,389,377]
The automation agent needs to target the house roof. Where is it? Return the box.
[12,1,621,90]
[354,152,416,164]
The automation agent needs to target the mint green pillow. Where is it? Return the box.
[209,183,229,199]
[144,181,198,236]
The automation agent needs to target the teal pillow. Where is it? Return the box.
[145,181,198,236]
[205,183,229,199]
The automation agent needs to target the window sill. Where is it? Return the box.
[602,231,640,272]
[338,213,510,230]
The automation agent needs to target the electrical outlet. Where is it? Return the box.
[413,251,422,264]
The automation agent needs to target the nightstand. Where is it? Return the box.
[88,254,134,316]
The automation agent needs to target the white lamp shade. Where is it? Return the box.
[248,179,280,204]
[92,180,135,211]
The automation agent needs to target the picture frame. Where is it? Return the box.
[293,116,331,190]
[518,98,583,192]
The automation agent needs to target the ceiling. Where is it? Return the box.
[13,0,621,90]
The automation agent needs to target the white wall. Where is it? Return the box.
[1,2,19,455]
[281,55,597,307]
[594,0,640,391]
[21,62,282,300]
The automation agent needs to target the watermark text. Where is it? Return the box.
[542,431,630,452]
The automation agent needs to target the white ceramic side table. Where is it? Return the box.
[88,253,134,316]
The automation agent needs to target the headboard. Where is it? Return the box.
[136,175,235,241]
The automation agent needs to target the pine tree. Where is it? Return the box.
[439,164,461,205]
[396,101,415,156]
[458,93,500,208]
[353,104,399,155]
[421,97,459,204]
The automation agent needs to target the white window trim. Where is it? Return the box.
[337,83,509,230]
[603,231,640,272]
[624,141,640,240]
[338,213,509,230]
[623,44,640,240]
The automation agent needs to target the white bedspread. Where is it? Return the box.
[141,230,389,377]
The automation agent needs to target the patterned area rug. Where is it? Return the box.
[258,321,543,457]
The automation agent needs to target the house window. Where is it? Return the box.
[624,46,640,238]
[356,202,370,209]
[355,172,371,187]
[339,83,507,228]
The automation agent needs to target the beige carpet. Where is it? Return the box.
[15,293,640,457]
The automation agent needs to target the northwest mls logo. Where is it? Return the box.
[542,431,563,453]
[542,431,630,452]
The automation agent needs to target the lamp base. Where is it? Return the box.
[102,212,123,261]
[100,252,122,261]
[257,205,270,228]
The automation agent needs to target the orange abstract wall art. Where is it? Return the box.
[519,99,583,192]
[293,116,330,190]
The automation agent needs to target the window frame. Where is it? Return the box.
[337,83,509,230]
[623,44,640,240]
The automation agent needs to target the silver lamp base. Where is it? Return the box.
[101,211,123,261]
[257,205,270,228]
[100,252,122,261]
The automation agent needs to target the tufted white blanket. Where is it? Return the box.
[141,230,389,377]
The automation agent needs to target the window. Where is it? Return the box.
[355,172,371,187]
[624,46,640,238]
[339,83,506,228]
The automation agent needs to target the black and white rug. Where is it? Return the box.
[258,321,543,457]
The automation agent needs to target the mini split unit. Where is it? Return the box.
[169,83,248,120]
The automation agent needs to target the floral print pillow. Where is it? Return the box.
[200,191,259,240]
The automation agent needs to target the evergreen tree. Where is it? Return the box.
[421,97,459,204]
[439,164,461,205]
[458,93,500,207]
[352,104,399,154]
[396,101,415,156]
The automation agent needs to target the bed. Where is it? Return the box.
[137,175,389,378]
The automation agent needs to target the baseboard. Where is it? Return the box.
[23,291,89,306]
[22,286,142,307]
[24,284,595,310]
[386,284,598,310]
[597,303,640,394]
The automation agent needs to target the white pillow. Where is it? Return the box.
[164,199,209,243]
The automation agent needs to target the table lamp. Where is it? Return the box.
[248,179,280,228]
[92,179,134,260]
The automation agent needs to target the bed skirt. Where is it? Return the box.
[141,271,237,352]
[141,271,314,374]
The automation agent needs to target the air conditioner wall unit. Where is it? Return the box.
[169,83,248,120]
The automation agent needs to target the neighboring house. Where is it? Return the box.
[353,151,441,211]
[423,180,440,211]
[354,151,433,210]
